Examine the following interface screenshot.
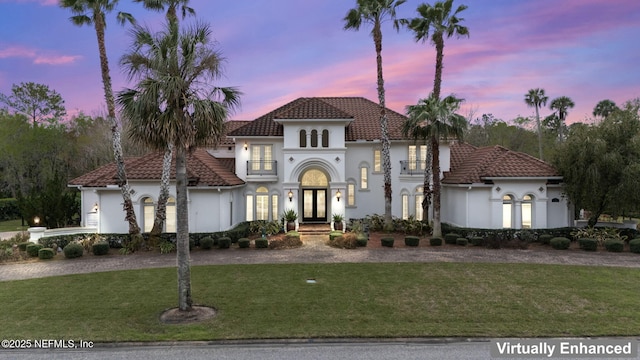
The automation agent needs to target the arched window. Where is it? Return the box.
[311,129,318,147]
[415,186,424,221]
[502,195,514,228]
[256,186,269,221]
[142,197,155,232]
[322,129,329,147]
[347,180,356,206]
[299,129,307,148]
[522,194,533,229]
[165,197,176,233]
[401,191,410,220]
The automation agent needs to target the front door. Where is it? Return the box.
[302,188,327,222]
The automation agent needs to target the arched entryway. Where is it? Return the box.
[300,169,329,223]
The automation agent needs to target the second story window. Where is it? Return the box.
[300,130,307,148]
[373,149,381,172]
[408,145,427,171]
[248,145,276,175]
[322,129,329,147]
[360,166,368,190]
[311,130,318,147]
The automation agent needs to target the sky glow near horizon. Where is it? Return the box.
[0,0,639,125]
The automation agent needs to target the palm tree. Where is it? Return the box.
[549,96,575,143]
[118,22,241,312]
[406,0,469,100]
[593,99,618,120]
[405,94,466,238]
[60,0,141,238]
[524,88,548,160]
[134,0,195,238]
[344,0,405,227]
[404,0,468,237]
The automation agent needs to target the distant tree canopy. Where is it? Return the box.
[554,99,640,226]
[0,82,66,126]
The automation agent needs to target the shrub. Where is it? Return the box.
[470,237,484,246]
[26,243,43,257]
[629,238,640,254]
[200,236,214,250]
[92,242,110,256]
[604,239,624,253]
[381,237,394,247]
[456,238,468,246]
[356,234,368,247]
[404,236,420,247]
[269,232,303,250]
[255,238,268,249]
[328,233,358,249]
[238,238,250,249]
[63,243,84,258]
[538,234,553,245]
[329,231,343,241]
[158,241,175,254]
[18,241,32,252]
[578,238,597,251]
[38,248,55,260]
[550,237,570,250]
[444,233,460,245]
[39,235,74,250]
[430,237,442,246]
[218,237,231,249]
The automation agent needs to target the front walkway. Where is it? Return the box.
[2,234,640,282]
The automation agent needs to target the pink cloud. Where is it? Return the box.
[0,45,36,59]
[34,54,82,65]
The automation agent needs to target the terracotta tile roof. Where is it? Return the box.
[217,120,251,147]
[69,148,244,188]
[228,97,408,141]
[442,143,561,184]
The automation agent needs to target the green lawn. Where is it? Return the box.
[0,219,28,232]
[1,262,639,342]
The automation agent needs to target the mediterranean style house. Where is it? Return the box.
[69,96,573,234]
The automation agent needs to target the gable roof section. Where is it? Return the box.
[228,97,408,141]
[217,120,251,147]
[69,148,244,188]
[443,143,560,184]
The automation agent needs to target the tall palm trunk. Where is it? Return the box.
[175,144,192,311]
[373,20,393,227]
[422,140,432,221]
[535,105,543,160]
[430,34,445,237]
[150,144,174,238]
[95,15,140,236]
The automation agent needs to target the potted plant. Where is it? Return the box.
[283,209,298,231]
[332,213,344,231]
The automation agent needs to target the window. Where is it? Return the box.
[373,149,381,172]
[402,193,409,220]
[522,194,533,229]
[415,186,424,221]
[347,182,356,206]
[256,187,269,221]
[271,194,279,222]
[300,130,307,148]
[502,195,513,228]
[408,145,427,170]
[246,194,254,221]
[142,197,155,232]
[251,145,273,171]
[322,129,329,147]
[311,129,318,148]
[165,197,176,233]
[360,166,368,189]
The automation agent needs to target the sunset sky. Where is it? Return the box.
[1,0,639,125]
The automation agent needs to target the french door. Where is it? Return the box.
[302,188,327,222]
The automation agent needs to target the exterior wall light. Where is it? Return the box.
[336,189,341,202]
[288,190,294,202]
[243,142,248,151]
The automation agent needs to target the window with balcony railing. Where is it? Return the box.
[247,160,278,175]
[400,160,426,175]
